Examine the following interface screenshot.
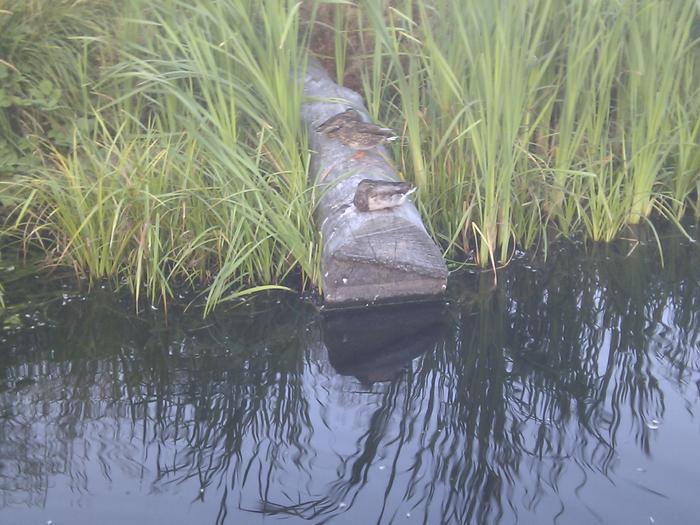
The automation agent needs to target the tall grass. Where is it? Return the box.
[619,1,697,224]
[2,0,319,312]
[106,0,320,311]
[1,0,699,309]
[353,0,700,265]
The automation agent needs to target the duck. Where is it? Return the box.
[316,109,399,160]
[315,108,362,133]
[353,179,416,212]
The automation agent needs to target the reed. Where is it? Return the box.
[2,0,319,311]
[107,0,320,312]
[1,0,699,308]
[669,42,700,220]
[355,0,699,265]
[618,1,696,225]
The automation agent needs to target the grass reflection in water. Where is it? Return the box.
[1,231,699,524]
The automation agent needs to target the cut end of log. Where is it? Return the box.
[321,210,448,306]
[323,265,448,306]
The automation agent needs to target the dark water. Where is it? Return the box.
[1,230,699,525]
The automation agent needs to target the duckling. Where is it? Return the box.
[316,109,399,160]
[353,179,416,212]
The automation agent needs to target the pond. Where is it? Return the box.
[1,227,699,524]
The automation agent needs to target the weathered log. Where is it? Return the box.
[301,59,448,306]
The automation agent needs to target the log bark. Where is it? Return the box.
[301,59,448,306]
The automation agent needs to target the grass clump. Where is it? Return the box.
[2,0,319,312]
[337,0,700,265]
[1,0,699,310]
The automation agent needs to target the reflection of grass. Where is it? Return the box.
[0,286,316,508]
[2,232,698,522]
[1,0,699,308]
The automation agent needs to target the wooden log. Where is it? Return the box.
[301,58,448,306]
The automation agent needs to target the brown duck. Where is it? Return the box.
[353,179,415,212]
[316,109,399,160]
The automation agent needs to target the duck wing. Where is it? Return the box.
[343,121,399,144]
[316,108,362,134]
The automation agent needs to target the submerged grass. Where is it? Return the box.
[0,0,699,310]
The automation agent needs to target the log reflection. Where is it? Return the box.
[323,301,447,383]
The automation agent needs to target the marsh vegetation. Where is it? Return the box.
[1,0,698,309]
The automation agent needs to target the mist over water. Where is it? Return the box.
[2,230,699,524]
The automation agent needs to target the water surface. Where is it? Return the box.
[1,230,699,524]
